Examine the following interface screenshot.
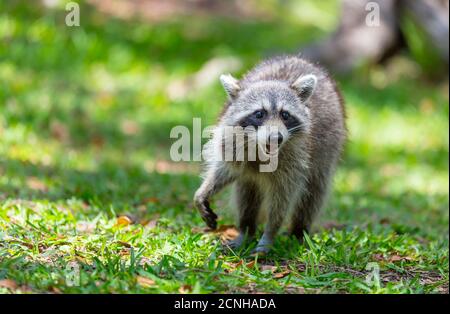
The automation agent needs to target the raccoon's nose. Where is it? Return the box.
[277,132,284,145]
[269,132,284,146]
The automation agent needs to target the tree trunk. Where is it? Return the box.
[301,0,449,73]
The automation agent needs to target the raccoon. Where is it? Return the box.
[194,55,346,254]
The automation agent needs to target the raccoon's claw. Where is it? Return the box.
[196,199,218,230]
[203,213,217,230]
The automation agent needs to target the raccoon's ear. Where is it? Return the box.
[291,74,317,103]
[220,73,240,100]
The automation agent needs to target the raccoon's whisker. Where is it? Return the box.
[287,125,304,133]
[287,125,302,131]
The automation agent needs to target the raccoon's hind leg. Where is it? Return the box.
[289,175,328,242]
[224,180,262,250]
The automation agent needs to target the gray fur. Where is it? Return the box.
[194,55,347,254]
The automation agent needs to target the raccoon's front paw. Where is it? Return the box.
[194,195,218,230]
[251,235,272,256]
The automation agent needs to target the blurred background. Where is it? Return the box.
[0,0,448,231]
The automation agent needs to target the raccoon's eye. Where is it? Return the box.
[280,111,290,120]
[254,110,265,119]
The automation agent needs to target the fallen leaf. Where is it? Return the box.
[178,284,192,293]
[226,260,256,271]
[260,265,277,272]
[229,260,244,270]
[115,216,133,227]
[389,254,414,262]
[273,270,291,279]
[119,248,131,256]
[373,253,414,263]
[139,214,160,228]
[214,224,236,233]
[190,224,240,240]
[389,254,402,262]
[404,256,414,261]
[142,197,159,204]
[116,241,132,248]
[372,253,384,262]
[216,225,239,242]
[0,279,18,290]
[136,276,156,288]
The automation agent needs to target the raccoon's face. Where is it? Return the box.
[219,74,317,155]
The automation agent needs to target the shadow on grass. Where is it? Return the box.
[1,152,448,236]
[0,157,200,210]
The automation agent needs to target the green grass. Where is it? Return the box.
[0,0,448,294]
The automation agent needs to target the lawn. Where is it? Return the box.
[0,0,448,294]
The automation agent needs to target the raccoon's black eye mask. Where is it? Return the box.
[282,112,302,133]
[238,110,267,128]
[238,109,302,133]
